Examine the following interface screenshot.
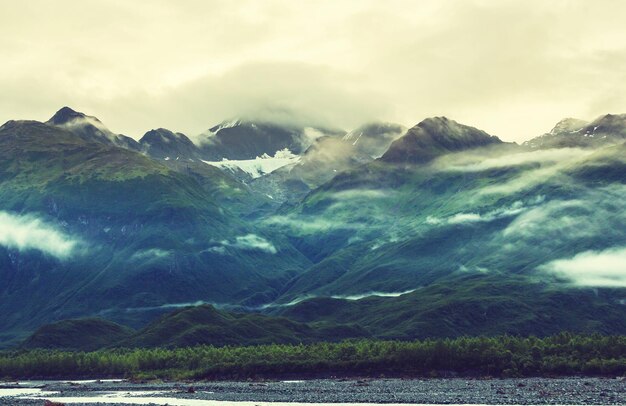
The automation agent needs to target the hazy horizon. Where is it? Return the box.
[2,0,626,142]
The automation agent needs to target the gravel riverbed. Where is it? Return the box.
[1,377,624,405]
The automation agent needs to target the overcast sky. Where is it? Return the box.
[1,0,625,142]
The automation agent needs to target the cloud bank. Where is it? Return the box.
[0,211,79,259]
[2,1,626,141]
[439,148,593,173]
[540,246,626,288]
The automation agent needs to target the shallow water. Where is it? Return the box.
[0,388,57,397]
[7,386,426,405]
[10,387,507,406]
[64,378,126,384]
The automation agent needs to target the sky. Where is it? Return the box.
[1,0,625,142]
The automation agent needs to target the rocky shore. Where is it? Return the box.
[1,377,624,405]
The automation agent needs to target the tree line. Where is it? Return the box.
[1,333,624,380]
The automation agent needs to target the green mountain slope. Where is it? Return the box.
[258,117,626,336]
[47,106,141,151]
[0,116,310,346]
[3,111,626,349]
[119,304,366,348]
[21,318,134,351]
[276,274,626,338]
[20,305,367,350]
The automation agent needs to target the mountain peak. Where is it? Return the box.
[139,128,199,159]
[590,113,626,128]
[141,128,194,144]
[548,118,588,135]
[209,118,244,134]
[47,106,94,125]
[381,117,501,164]
[524,113,626,149]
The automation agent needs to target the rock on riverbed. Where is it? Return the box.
[1,377,624,405]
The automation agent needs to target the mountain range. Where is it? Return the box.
[1,107,625,349]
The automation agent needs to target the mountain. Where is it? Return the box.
[250,122,406,205]
[139,128,201,160]
[22,271,626,350]
[523,114,626,149]
[140,120,404,209]
[343,122,406,158]
[138,120,354,209]
[197,119,345,160]
[118,304,366,348]
[21,305,367,350]
[249,136,370,205]
[0,115,310,345]
[137,128,270,217]
[2,110,626,349]
[21,318,134,351]
[258,117,626,330]
[275,274,626,339]
[381,117,502,164]
[47,107,141,151]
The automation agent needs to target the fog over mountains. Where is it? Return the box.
[1,106,625,349]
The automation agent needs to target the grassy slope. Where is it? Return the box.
[120,305,367,348]
[21,318,134,351]
[277,274,626,338]
[21,272,625,352]
[19,305,367,350]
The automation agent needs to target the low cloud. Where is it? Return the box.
[205,246,227,255]
[433,147,597,197]
[325,189,396,214]
[539,246,626,288]
[426,200,530,226]
[458,265,490,274]
[219,234,277,254]
[493,186,626,269]
[5,1,626,142]
[260,289,417,309]
[131,248,171,261]
[330,289,416,301]
[438,148,593,173]
[0,211,80,259]
[331,189,391,200]
[502,200,597,241]
[263,215,364,233]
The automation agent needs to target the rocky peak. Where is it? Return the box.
[47,107,94,125]
[381,117,501,164]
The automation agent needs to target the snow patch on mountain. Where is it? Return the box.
[202,148,300,178]
[211,118,242,134]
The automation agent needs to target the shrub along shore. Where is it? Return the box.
[1,334,624,380]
